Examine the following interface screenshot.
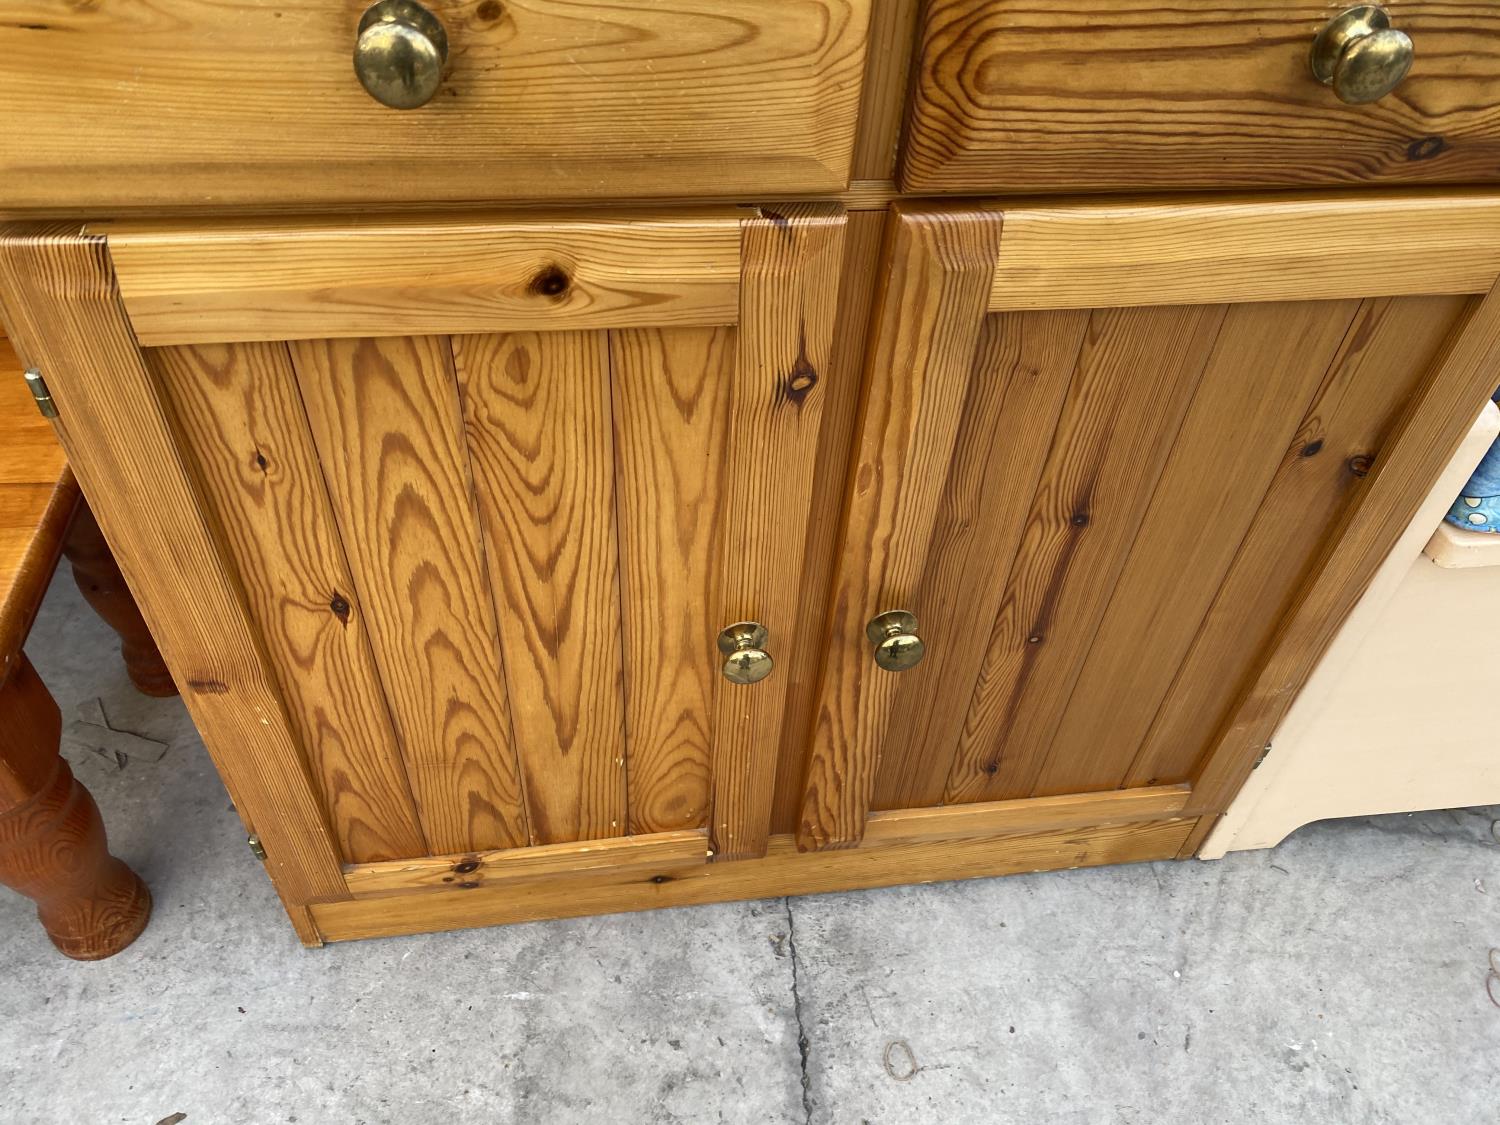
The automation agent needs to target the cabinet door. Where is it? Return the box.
[798,195,1500,853]
[0,207,843,922]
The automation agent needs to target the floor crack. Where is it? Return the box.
[784,895,814,1125]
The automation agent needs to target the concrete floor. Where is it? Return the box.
[4,576,1499,1125]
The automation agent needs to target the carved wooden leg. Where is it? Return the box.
[0,656,151,959]
[63,501,177,698]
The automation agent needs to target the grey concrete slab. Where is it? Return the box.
[3,573,1497,1124]
[788,810,1500,1125]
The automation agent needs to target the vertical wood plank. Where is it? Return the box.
[942,304,1228,806]
[610,327,734,834]
[0,226,347,904]
[708,204,845,860]
[1128,295,1471,793]
[454,330,627,845]
[152,342,427,863]
[1182,278,1500,850]
[773,210,887,834]
[851,0,923,180]
[289,335,531,854]
[797,205,1004,851]
[1030,299,1363,797]
[871,309,1085,810]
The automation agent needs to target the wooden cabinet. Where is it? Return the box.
[903,0,1500,194]
[799,194,1500,855]
[4,0,1500,945]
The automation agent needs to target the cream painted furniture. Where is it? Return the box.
[1202,401,1500,858]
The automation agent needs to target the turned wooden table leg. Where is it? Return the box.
[0,656,152,959]
[63,501,177,698]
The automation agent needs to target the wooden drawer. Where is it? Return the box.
[902,1,1500,194]
[0,1,869,212]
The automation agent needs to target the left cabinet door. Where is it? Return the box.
[0,207,844,932]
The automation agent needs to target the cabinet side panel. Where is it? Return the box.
[610,327,734,834]
[289,335,531,854]
[151,342,427,863]
[1128,294,1472,789]
[454,330,627,846]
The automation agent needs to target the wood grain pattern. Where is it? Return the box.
[344,829,708,899]
[863,784,1190,846]
[1182,276,1500,849]
[773,210,886,835]
[98,210,746,346]
[0,225,347,905]
[871,310,1085,810]
[0,657,153,959]
[1031,300,1363,797]
[312,817,1196,941]
[290,335,530,854]
[1,0,870,209]
[986,192,1500,312]
[0,336,76,673]
[851,0,922,180]
[903,0,1500,194]
[611,324,747,841]
[797,205,1003,851]
[942,305,1226,805]
[610,327,732,835]
[150,341,426,863]
[455,331,626,845]
[707,205,843,860]
[1127,295,1471,792]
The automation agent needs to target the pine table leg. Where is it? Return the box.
[63,501,177,698]
[0,656,152,959]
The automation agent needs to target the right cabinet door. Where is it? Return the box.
[796,193,1500,852]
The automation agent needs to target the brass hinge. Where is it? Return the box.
[23,368,58,419]
[247,834,267,861]
[1252,742,1273,770]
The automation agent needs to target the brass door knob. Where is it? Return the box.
[866,610,925,672]
[718,622,773,685]
[1310,5,1413,105]
[354,0,449,110]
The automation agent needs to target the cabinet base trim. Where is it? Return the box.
[306,817,1195,943]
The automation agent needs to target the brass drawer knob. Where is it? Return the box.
[1310,5,1413,105]
[718,622,773,685]
[866,610,925,673]
[354,0,449,110]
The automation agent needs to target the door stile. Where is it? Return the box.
[0,224,349,904]
[796,204,1004,852]
[708,204,845,861]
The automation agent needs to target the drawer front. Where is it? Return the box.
[0,1,868,211]
[902,1,1500,194]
